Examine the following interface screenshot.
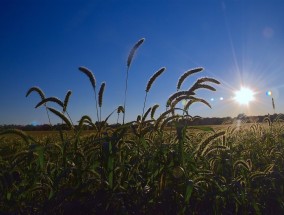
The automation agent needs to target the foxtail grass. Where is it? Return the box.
[47,107,73,129]
[272,97,275,113]
[98,82,106,122]
[142,67,166,118]
[35,97,64,109]
[26,86,51,126]
[177,67,203,91]
[63,90,74,126]
[150,104,159,119]
[79,66,99,122]
[117,105,124,124]
[123,38,145,124]
[63,90,72,112]
[184,97,212,110]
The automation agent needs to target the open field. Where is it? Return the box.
[1,119,284,214]
[1,38,284,214]
[1,122,271,138]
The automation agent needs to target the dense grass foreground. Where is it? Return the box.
[1,121,284,214]
[1,38,284,214]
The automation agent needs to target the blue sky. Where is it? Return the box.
[1,0,284,125]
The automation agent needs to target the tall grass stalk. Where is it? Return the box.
[63,90,74,127]
[142,67,166,118]
[79,66,99,122]
[123,38,145,124]
[272,97,275,114]
[98,82,106,122]
[26,86,52,126]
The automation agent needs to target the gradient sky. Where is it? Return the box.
[1,0,284,125]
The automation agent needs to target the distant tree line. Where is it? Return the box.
[0,113,282,131]
[175,113,282,127]
[0,124,70,131]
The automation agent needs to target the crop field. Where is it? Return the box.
[1,39,284,214]
[1,120,284,214]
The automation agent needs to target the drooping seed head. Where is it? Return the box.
[79,66,96,90]
[170,95,192,109]
[137,115,141,122]
[177,67,203,91]
[195,131,225,157]
[142,107,152,122]
[150,104,159,119]
[26,86,45,100]
[47,107,73,129]
[63,90,72,112]
[155,108,174,130]
[166,91,195,107]
[190,84,216,92]
[196,77,220,85]
[35,97,64,109]
[188,77,220,93]
[78,115,93,128]
[184,97,212,110]
[117,105,125,114]
[127,38,145,68]
[146,67,166,92]
[160,115,181,130]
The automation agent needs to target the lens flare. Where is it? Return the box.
[31,121,38,126]
[266,91,272,96]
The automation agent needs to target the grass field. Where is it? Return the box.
[1,39,284,214]
[1,120,284,214]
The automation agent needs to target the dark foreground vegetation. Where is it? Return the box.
[1,39,284,214]
[1,119,284,214]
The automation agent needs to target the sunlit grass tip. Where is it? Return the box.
[177,67,203,91]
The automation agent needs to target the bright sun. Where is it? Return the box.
[234,87,255,105]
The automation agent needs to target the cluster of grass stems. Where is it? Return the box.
[1,39,284,214]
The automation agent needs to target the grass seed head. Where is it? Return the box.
[63,90,72,112]
[167,91,195,107]
[35,97,64,109]
[146,67,166,92]
[150,104,159,119]
[26,86,45,100]
[127,38,145,68]
[142,107,152,122]
[177,67,203,91]
[79,66,96,90]
[98,82,106,108]
[184,97,212,110]
[117,105,125,114]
